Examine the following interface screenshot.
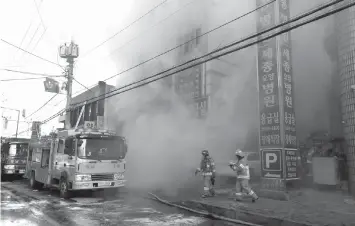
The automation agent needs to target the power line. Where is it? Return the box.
[53,0,204,105]
[0,76,61,82]
[18,0,46,61]
[0,68,63,77]
[1,38,64,69]
[69,0,348,108]
[30,0,350,128]
[81,0,169,58]
[22,23,41,56]
[30,27,47,53]
[16,0,44,56]
[25,94,58,119]
[99,0,275,84]
[72,78,95,94]
[106,0,198,59]
[33,0,46,28]
[14,108,65,136]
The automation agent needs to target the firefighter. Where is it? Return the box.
[195,150,216,198]
[229,149,258,202]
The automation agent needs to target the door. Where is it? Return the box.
[35,148,51,184]
[24,148,33,178]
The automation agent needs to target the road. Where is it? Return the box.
[1,179,241,226]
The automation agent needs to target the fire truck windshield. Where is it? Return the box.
[9,143,28,157]
[77,137,127,160]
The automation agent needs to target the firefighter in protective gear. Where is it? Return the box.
[229,149,258,202]
[195,150,216,198]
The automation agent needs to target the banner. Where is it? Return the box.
[43,77,60,93]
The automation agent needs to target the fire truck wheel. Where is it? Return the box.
[59,177,72,199]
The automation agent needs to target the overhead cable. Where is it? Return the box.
[81,0,169,58]
[71,0,344,107]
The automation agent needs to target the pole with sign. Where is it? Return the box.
[256,0,299,192]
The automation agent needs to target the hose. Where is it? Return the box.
[147,192,262,226]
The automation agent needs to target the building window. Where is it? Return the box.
[196,28,201,45]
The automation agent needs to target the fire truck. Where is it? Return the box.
[26,128,127,199]
[1,137,30,178]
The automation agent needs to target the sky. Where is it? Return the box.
[0,0,134,137]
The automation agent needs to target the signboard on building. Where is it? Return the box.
[285,149,299,179]
[261,149,283,178]
[175,29,207,119]
[256,0,298,184]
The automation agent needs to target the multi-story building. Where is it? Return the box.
[59,81,116,131]
[335,6,355,196]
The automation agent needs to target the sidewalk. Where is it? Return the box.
[155,184,355,226]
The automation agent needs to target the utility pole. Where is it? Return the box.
[59,41,79,129]
[0,106,21,138]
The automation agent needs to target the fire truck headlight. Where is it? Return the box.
[114,173,124,180]
[4,165,15,169]
[75,174,91,181]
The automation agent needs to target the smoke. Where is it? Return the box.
[104,0,341,195]
[103,0,258,195]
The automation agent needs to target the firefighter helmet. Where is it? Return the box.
[202,150,209,156]
[235,149,244,158]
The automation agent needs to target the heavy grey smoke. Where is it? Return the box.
[105,0,338,195]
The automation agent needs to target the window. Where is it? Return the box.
[58,140,64,153]
[28,149,33,161]
[196,28,201,45]
[41,149,50,168]
[64,138,75,156]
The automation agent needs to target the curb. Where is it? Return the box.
[148,192,262,226]
[176,200,316,226]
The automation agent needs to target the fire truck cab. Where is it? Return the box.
[1,137,30,177]
[27,128,127,199]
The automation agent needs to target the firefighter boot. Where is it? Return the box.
[249,190,259,203]
[210,188,215,197]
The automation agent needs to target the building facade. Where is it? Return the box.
[336,6,355,196]
[59,81,116,131]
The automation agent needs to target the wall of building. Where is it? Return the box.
[336,5,355,196]
[69,81,115,130]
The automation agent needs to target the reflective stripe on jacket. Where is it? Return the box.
[198,156,216,176]
[231,160,250,179]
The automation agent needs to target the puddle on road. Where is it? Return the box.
[124,214,205,226]
[1,219,38,226]
[139,207,161,214]
[1,203,27,210]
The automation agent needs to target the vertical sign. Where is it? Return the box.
[278,0,297,149]
[284,149,299,179]
[256,0,281,148]
[257,0,299,182]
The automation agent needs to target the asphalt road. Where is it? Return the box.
[1,179,241,226]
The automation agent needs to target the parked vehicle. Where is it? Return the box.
[26,128,128,199]
[1,137,30,177]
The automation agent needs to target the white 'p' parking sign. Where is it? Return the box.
[261,149,282,178]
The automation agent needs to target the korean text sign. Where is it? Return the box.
[256,0,281,147]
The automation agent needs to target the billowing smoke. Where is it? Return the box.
[104,0,340,195]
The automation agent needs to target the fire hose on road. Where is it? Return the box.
[147,192,262,226]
